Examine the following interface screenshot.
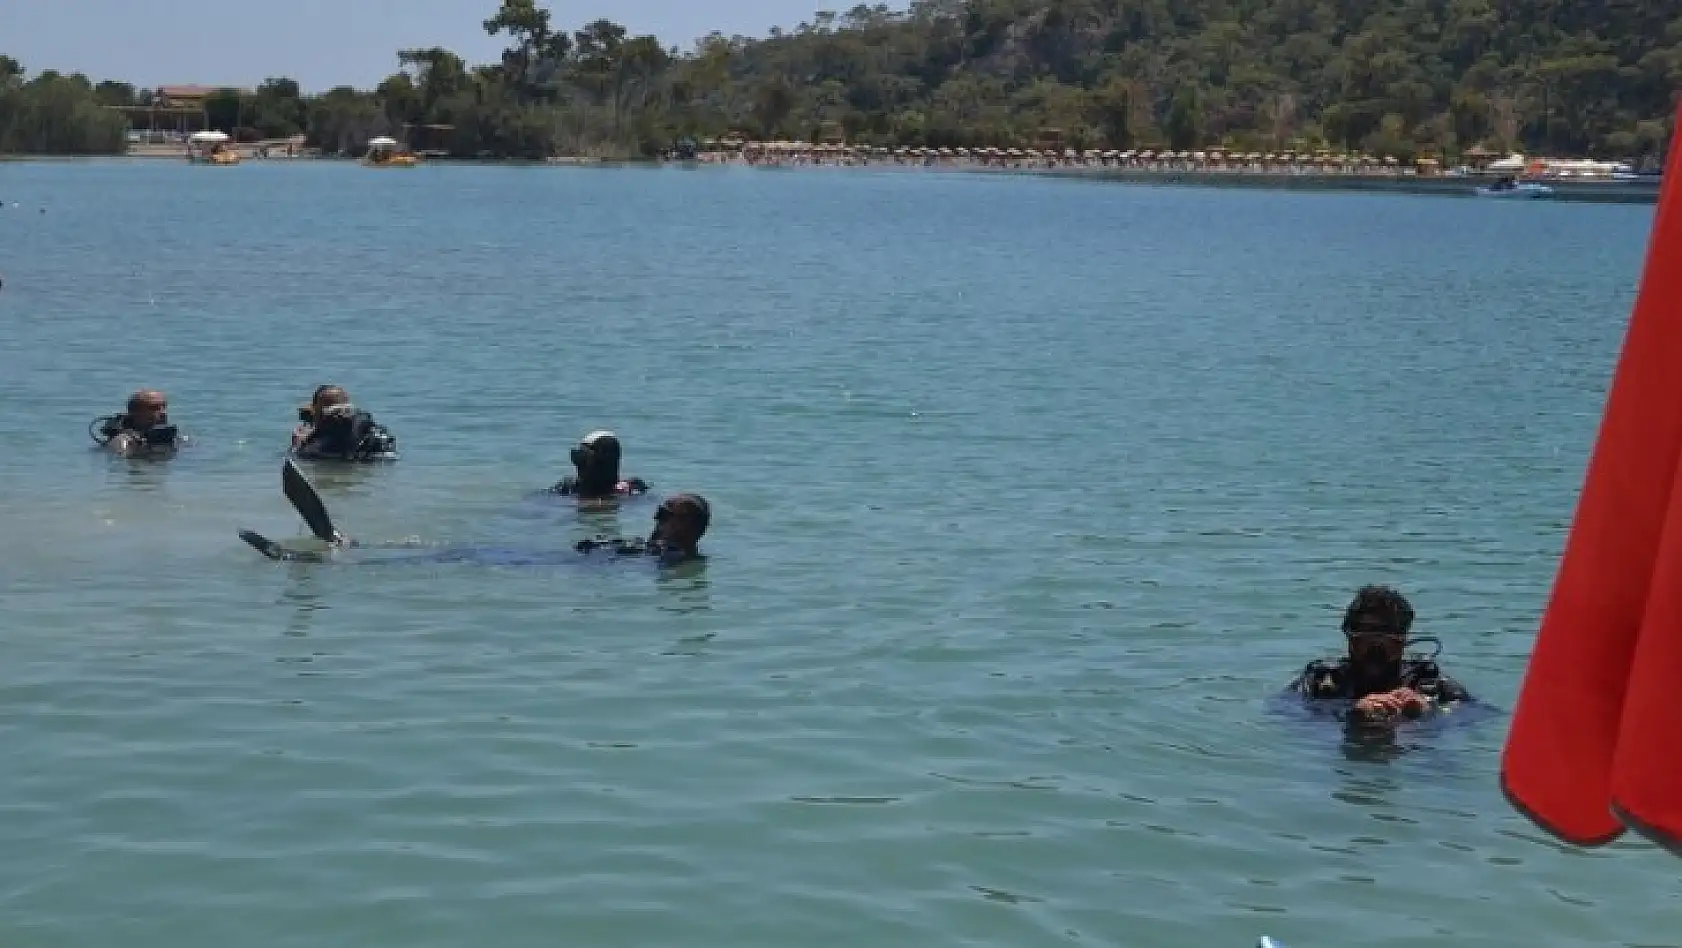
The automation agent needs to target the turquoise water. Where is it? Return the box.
[1,159,1676,946]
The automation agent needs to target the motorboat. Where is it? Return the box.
[1476,178,1553,198]
[362,136,418,167]
[186,130,239,165]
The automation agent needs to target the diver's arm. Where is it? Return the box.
[574,536,651,555]
[290,423,325,456]
[1351,687,1431,724]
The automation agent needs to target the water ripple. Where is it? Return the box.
[0,161,1672,947]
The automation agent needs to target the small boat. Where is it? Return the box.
[1476,178,1553,199]
[362,136,419,168]
[186,130,239,165]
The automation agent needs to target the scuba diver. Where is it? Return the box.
[290,385,398,462]
[548,430,650,500]
[89,389,184,458]
[240,459,705,566]
[1289,585,1474,725]
[572,493,708,562]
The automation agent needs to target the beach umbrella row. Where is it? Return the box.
[708,141,1405,166]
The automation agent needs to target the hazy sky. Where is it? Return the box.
[2,0,883,91]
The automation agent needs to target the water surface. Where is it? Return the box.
[0,159,1674,947]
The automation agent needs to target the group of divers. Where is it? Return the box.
[95,385,1480,733]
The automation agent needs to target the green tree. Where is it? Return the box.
[252,77,305,138]
[483,0,571,101]
[10,0,1677,163]
[0,61,127,154]
[1164,87,1203,150]
[93,80,135,107]
[203,88,248,137]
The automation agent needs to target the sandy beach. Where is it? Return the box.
[27,138,1654,205]
[686,142,1659,204]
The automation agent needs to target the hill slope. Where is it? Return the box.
[695,0,1681,158]
[6,0,1676,159]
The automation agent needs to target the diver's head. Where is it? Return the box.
[1342,585,1413,687]
[650,493,709,556]
[309,385,350,418]
[570,430,623,491]
[126,389,168,429]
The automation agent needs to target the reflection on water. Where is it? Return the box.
[289,459,389,496]
[98,452,174,490]
[0,161,1670,948]
[1339,722,1409,764]
[1331,768,1402,811]
[279,568,328,639]
[656,560,711,614]
[575,503,629,537]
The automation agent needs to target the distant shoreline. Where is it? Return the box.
[1028,166,1662,204]
[0,151,627,166]
[0,151,1659,204]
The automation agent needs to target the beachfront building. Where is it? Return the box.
[106,84,248,143]
[154,85,230,111]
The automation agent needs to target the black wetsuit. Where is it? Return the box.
[574,536,697,564]
[294,410,397,461]
[1290,657,1472,704]
[549,476,649,497]
[100,415,181,455]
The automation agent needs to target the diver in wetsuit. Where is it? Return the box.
[549,430,649,499]
[1289,585,1473,725]
[90,389,183,458]
[240,458,706,567]
[575,493,709,565]
[290,385,397,462]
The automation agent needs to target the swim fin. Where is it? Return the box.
[238,528,287,559]
[237,528,329,563]
[1500,99,1682,847]
[282,458,340,544]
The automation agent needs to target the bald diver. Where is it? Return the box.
[89,389,185,458]
[240,459,705,567]
[548,430,649,501]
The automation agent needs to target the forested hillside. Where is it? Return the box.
[5,0,1677,159]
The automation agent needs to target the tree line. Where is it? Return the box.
[3,0,1679,160]
[0,55,130,154]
